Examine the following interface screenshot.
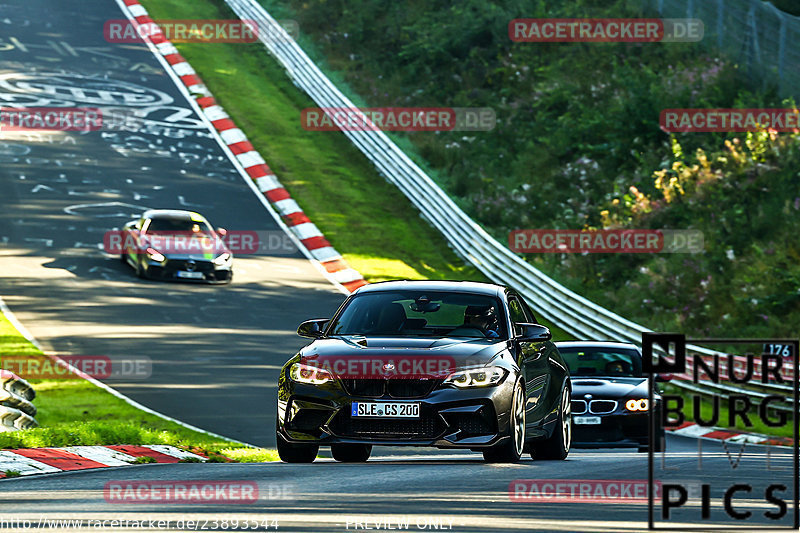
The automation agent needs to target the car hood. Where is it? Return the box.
[571,376,648,399]
[298,336,506,373]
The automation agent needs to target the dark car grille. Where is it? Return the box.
[571,400,588,415]
[330,408,444,439]
[589,400,618,414]
[166,259,214,273]
[288,409,333,432]
[442,408,496,437]
[341,379,441,399]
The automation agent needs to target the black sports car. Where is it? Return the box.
[556,341,665,452]
[119,209,233,284]
[276,280,572,463]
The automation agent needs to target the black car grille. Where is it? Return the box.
[341,379,441,399]
[386,379,439,398]
[288,409,333,432]
[589,400,617,414]
[443,408,496,437]
[166,259,214,273]
[571,399,588,415]
[331,416,443,439]
[330,409,444,439]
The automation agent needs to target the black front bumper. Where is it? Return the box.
[278,378,516,448]
[143,258,232,284]
[571,405,659,448]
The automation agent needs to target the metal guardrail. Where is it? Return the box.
[0,370,38,432]
[224,0,793,404]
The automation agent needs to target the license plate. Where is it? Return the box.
[351,402,420,418]
[177,271,204,279]
[574,416,601,425]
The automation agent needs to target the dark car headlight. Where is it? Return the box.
[289,363,334,385]
[443,366,507,388]
[625,398,649,411]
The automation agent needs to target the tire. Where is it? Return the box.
[532,384,571,460]
[120,252,128,265]
[276,432,318,463]
[483,379,525,463]
[331,443,372,462]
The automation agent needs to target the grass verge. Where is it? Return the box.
[0,313,273,460]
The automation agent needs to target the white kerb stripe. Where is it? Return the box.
[724,434,770,444]
[156,42,179,56]
[236,151,266,168]
[172,62,196,76]
[255,174,281,193]
[62,446,137,466]
[273,198,302,216]
[331,268,364,284]
[186,85,210,97]
[291,222,323,240]
[310,247,342,262]
[203,105,229,122]
[0,451,61,476]
[127,4,147,17]
[220,128,247,144]
[672,424,714,438]
[144,445,207,461]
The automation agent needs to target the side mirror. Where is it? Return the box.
[297,319,328,339]
[515,323,552,342]
[217,227,228,237]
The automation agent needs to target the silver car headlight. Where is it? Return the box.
[443,366,507,388]
[289,363,334,385]
[213,252,232,266]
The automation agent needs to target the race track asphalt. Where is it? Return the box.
[0,0,346,446]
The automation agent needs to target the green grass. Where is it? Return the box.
[0,314,275,460]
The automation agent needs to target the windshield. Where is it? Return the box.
[559,346,642,377]
[328,290,507,339]
[146,217,214,235]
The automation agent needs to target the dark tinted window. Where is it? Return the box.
[146,217,213,234]
[329,290,507,338]
[559,346,642,377]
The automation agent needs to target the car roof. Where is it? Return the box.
[555,341,641,352]
[143,209,206,221]
[353,280,506,297]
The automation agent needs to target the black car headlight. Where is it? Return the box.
[289,363,334,385]
[625,398,649,411]
[443,366,507,388]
